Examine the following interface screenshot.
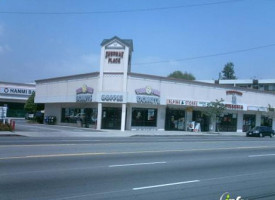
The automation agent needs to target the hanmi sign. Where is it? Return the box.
[0,87,34,96]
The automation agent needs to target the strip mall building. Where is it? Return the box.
[35,36,275,132]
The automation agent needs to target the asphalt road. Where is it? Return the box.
[1,136,275,200]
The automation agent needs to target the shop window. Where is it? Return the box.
[132,108,157,127]
[61,108,97,127]
[0,102,26,118]
[261,116,272,128]
[165,109,185,131]
[192,111,210,132]
[102,107,121,130]
[216,113,237,132]
[243,114,256,132]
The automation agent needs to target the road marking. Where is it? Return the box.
[248,153,275,158]
[109,161,166,168]
[0,152,106,160]
[133,180,200,190]
[0,144,79,147]
[0,146,274,160]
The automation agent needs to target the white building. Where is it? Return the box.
[0,81,35,118]
[35,36,275,132]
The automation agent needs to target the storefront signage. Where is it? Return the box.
[226,90,243,105]
[135,86,160,104]
[136,96,160,104]
[226,90,243,96]
[0,87,34,96]
[225,104,244,110]
[0,106,7,119]
[167,99,209,107]
[76,85,94,103]
[247,106,268,112]
[101,94,123,102]
[105,51,124,64]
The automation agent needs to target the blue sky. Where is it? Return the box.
[0,0,274,83]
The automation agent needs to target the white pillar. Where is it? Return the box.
[185,110,193,131]
[121,103,126,131]
[237,112,243,132]
[97,103,102,130]
[272,117,275,130]
[157,106,166,131]
[256,112,261,126]
[126,104,132,130]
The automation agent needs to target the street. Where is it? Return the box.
[1,135,275,200]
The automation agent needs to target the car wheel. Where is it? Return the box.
[259,133,263,138]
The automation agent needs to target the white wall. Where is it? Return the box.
[35,77,99,103]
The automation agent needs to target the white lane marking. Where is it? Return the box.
[109,161,166,168]
[133,180,200,190]
[248,153,275,158]
[60,140,101,142]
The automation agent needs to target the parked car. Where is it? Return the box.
[246,126,274,137]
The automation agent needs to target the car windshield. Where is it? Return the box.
[251,127,260,131]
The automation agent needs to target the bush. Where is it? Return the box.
[0,123,12,131]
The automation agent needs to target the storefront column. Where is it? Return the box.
[97,103,102,130]
[185,110,192,131]
[256,112,261,126]
[121,103,126,131]
[157,106,165,131]
[237,112,243,132]
[273,117,275,130]
[126,104,132,130]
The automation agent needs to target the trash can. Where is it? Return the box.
[44,116,49,124]
[48,116,56,125]
[44,116,56,125]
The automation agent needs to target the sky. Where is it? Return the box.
[0,0,274,83]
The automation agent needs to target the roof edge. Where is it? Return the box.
[35,72,100,83]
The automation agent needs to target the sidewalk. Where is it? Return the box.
[0,130,246,137]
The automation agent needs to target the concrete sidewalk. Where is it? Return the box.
[0,130,246,137]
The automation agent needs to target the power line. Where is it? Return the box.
[133,43,275,65]
[0,0,245,15]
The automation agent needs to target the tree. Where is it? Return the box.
[221,62,236,80]
[168,70,195,80]
[24,92,44,113]
[203,98,226,132]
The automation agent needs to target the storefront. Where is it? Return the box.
[0,82,35,118]
[216,113,237,132]
[165,108,185,131]
[102,107,122,129]
[35,36,275,132]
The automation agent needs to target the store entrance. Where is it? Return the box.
[165,108,185,131]
[216,113,237,132]
[243,114,256,132]
[192,111,210,132]
[102,107,122,130]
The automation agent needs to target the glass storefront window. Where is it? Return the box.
[165,109,185,131]
[102,107,121,130]
[243,114,256,132]
[132,108,157,127]
[261,116,272,127]
[61,108,97,127]
[0,102,26,118]
[192,111,210,132]
[216,113,237,132]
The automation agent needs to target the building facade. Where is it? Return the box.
[199,79,275,92]
[0,81,35,118]
[35,36,275,132]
